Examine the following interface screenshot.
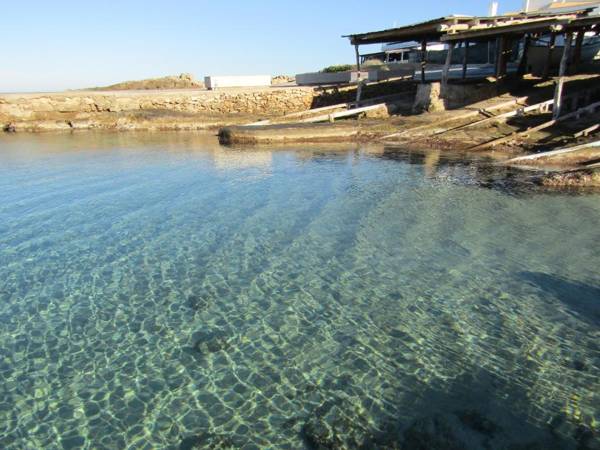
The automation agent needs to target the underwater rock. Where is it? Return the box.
[179,432,235,450]
[187,295,208,311]
[456,409,499,436]
[191,329,231,355]
[402,415,465,450]
[301,420,343,449]
[300,398,381,449]
[574,425,600,450]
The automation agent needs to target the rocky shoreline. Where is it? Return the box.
[0,87,319,132]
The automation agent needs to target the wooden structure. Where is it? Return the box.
[345,8,600,118]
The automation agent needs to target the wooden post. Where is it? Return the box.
[518,35,531,77]
[543,33,556,79]
[421,40,427,83]
[572,29,585,73]
[442,42,455,91]
[495,36,508,80]
[462,40,469,80]
[355,44,361,71]
[553,32,573,119]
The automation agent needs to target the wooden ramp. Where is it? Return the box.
[504,140,600,167]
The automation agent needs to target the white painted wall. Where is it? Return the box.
[295,71,368,86]
[204,75,271,90]
[523,0,600,12]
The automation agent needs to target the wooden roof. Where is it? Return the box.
[441,13,600,41]
[344,16,473,45]
[344,9,597,45]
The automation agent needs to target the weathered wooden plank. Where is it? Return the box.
[299,103,388,123]
[381,96,529,140]
[442,42,455,89]
[462,40,469,80]
[504,139,600,163]
[553,32,573,119]
[470,100,600,150]
[543,33,557,79]
[574,123,600,138]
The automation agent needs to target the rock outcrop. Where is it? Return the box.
[87,73,204,91]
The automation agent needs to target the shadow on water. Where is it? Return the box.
[518,271,600,327]
[298,366,598,450]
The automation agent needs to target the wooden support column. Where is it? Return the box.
[543,33,556,79]
[461,40,469,80]
[421,40,427,83]
[354,44,361,71]
[553,32,573,120]
[442,42,455,91]
[572,29,585,73]
[495,36,508,80]
[517,35,531,77]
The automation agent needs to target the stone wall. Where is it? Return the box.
[413,82,499,113]
[0,87,319,131]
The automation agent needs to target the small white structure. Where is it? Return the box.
[295,71,368,86]
[523,0,600,12]
[204,75,271,90]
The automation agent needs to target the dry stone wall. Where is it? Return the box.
[0,88,318,131]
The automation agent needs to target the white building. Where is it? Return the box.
[523,0,600,13]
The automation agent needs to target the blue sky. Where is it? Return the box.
[1,0,523,92]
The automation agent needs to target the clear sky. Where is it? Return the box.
[1,0,523,92]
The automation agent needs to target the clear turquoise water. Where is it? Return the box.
[0,132,598,450]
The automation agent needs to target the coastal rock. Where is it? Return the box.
[402,414,466,450]
[541,170,600,187]
[191,329,231,355]
[179,432,235,450]
[0,88,318,131]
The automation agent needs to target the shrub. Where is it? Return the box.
[321,64,355,73]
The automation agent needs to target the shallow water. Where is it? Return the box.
[0,132,598,449]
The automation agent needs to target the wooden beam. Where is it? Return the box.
[517,35,531,77]
[432,88,600,135]
[462,41,469,80]
[299,103,388,123]
[355,45,361,71]
[381,96,529,140]
[421,40,427,83]
[504,139,600,164]
[543,33,556,79]
[574,123,600,138]
[495,36,508,80]
[553,32,573,119]
[442,42,455,91]
[572,29,585,73]
[470,99,600,150]
[440,17,571,42]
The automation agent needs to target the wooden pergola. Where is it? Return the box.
[344,8,600,118]
[441,13,600,118]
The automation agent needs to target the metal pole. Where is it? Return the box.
[355,44,361,71]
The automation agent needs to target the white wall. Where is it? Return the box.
[204,75,271,90]
[524,0,600,12]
